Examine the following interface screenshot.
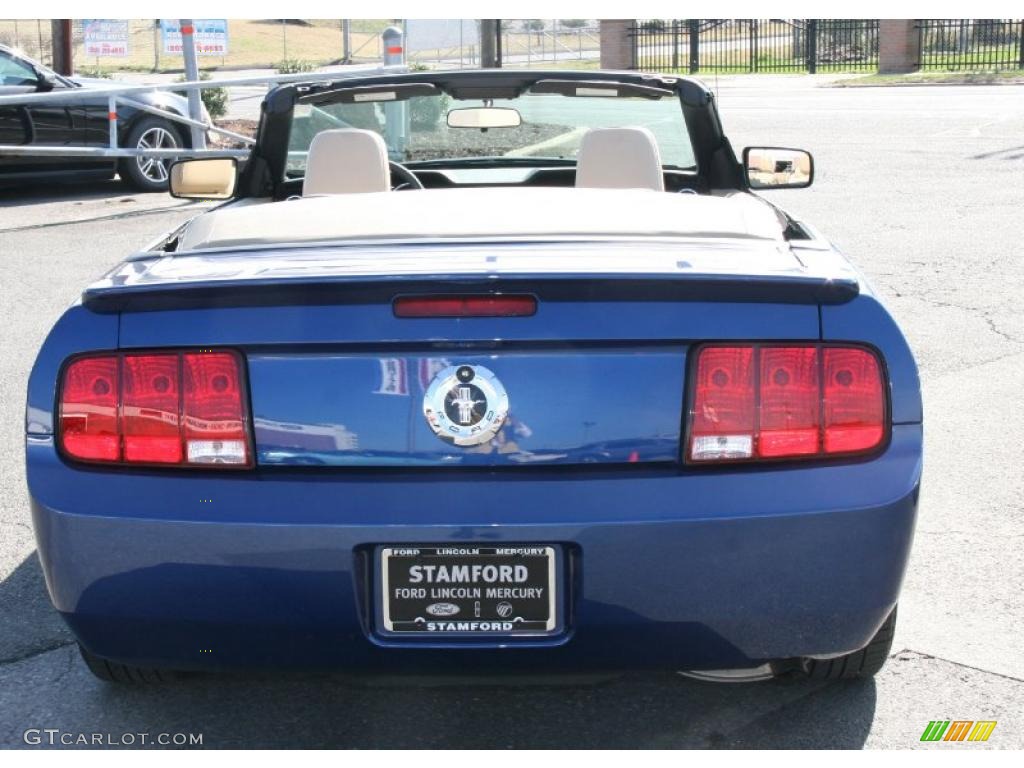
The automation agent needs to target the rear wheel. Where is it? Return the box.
[801,607,897,680]
[119,117,183,192]
[79,644,179,683]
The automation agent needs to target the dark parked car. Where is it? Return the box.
[0,44,203,191]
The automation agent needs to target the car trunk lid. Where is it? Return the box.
[109,239,848,467]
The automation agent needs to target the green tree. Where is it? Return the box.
[175,71,227,120]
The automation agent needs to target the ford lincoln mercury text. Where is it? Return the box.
[26,70,921,683]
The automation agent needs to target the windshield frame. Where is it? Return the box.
[243,70,743,198]
[286,87,699,178]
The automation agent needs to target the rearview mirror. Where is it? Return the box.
[169,158,238,200]
[743,147,813,190]
[447,107,522,129]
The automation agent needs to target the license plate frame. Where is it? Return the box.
[379,545,559,636]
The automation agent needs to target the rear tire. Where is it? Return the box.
[119,117,183,192]
[79,644,179,683]
[801,607,896,680]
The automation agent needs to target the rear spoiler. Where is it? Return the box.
[83,273,859,313]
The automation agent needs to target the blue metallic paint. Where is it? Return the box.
[25,248,923,672]
[249,349,686,466]
[27,424,920,670]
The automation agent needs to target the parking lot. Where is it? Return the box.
[1,76,1022,748]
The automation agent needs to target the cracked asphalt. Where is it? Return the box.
[0,77,1022,749]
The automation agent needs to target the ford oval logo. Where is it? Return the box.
[425,602,460,617]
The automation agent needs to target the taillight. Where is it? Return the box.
[687,344,886,463]
[122,354,181,463]
[690,346,755,461]
[59,356,119,462]
[394,295,537,318]
[183,352,249,464]
[59,350,252,468]
[823,347,885,454]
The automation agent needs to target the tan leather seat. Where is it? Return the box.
[574,127,664,192]
[302,129,390,196]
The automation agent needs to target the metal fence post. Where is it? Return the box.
[1020,19,1024,69]
[672,20,680,70]
[751,19,759,72]
[689,19,700,73]
[807,19,818,73]
[179,19,206,150]
[381,26,406,158]
[108,94,118,149]
[382,25,405,65]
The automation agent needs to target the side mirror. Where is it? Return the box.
[35,71,57,93]
[743,147,813,190]
[169,158,237,200]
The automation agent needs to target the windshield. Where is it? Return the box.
[285,89,696,178]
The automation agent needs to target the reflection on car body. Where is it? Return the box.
[26,69,920,684]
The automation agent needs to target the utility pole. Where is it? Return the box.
[50,20,73,75]
[179,19,206,149]
[342,19,351,63]
[153,20,161,71]
[495,19,502,67]
[480,19,498,68]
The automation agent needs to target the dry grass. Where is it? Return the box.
[0,19,602,73]
[0,19,393,73]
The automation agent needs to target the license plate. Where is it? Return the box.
[380,546,557,634]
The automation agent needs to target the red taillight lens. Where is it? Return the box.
[689,346,755,461]
[183,352,249,465]
[688,344,886,463]
[823,347,885,454]
[122,354,182,464]
[59,350,251,468]
[60,356,120,462]
[394,295,537,318]
[758,346,820,457]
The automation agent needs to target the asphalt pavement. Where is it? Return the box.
[0,76,1022,749]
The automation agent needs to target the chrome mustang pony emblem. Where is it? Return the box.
[423,364,509,446]
[449,385,484,425]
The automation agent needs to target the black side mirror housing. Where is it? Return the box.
[35,72,57,93]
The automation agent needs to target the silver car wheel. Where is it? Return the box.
[134,126,178,184]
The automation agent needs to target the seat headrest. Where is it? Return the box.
[574,126,665,192]
[302,129,390,196]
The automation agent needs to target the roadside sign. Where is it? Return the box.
[82,19,129,57]
[160,19,229,56]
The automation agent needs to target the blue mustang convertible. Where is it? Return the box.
[26,70,922,683]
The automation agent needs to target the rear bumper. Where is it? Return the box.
[27,425,921,672]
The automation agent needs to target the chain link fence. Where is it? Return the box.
[0,18,603,73]
[403,19,599,68]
